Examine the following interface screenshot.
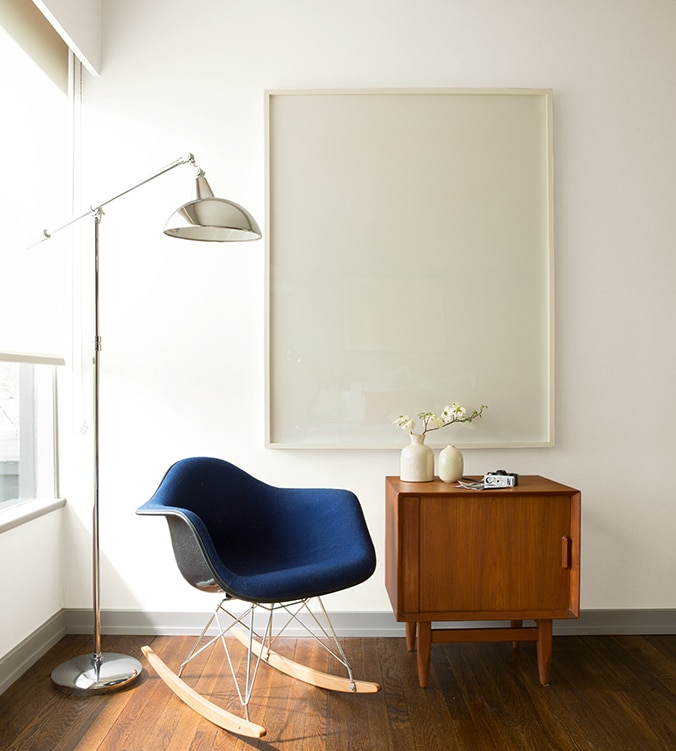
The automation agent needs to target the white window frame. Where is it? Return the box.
[18,363,36,500]
[0,362,58,513]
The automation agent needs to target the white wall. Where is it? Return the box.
[57,0,676,619]
[0,510,63,657]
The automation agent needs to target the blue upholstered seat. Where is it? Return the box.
[137,457,376,603]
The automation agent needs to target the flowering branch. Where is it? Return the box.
[393,402,486,436]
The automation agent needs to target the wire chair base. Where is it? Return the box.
[142,595,380,738]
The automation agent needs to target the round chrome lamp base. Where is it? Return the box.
[51,653,142,695]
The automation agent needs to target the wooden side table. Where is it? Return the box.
[385,475,581,687]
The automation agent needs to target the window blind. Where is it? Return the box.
[0,0,69,365]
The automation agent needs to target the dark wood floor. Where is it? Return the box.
[1,632,674,750]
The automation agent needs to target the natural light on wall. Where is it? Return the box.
[0,2,69,507]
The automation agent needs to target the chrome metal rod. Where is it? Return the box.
[51,212,142,694]
[92,210,102,661]
[40,153,197,241]
[49,150,226,694]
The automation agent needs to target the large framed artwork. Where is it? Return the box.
[266,89,554,448]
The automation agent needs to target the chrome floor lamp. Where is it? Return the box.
[42,153,261,693]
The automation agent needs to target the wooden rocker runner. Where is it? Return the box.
[137,458,380,737]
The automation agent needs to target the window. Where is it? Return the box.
[0,361,58,508]
[0,3,69,508]
[0,363,20,504]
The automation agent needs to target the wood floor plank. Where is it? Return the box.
[56,637,151,751]
[158,635,241,750]
[158,631,255,750]
[428,640,474,746]
[0,634,85,748]
[235,636,287,747]
[324,638,388,751]
[357,636,394,751]
[499,645,595,751]
[375,637,419,751]
[90,636,182,751]
[402,641,459,751]
[443,642,528,751]
[287,636,330,750]
[0,635,147,751]
[607,634,676,694]
[185,638,263,751]
[533,636,672,751]
[575,636,676,750]
[2,634,676,750]
[276,638,319,750]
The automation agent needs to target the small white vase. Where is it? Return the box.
[400,434,434,482]
[438,444,463,483]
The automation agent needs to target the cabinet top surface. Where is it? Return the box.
[385,475,580,496]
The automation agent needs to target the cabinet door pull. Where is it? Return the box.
[561,537,572,569]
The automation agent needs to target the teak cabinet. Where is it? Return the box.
[385,475,581,686]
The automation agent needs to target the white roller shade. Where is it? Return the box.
[0,234,68,366]
[0,5,69,365]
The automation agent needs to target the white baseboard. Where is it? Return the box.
[3,608,674,696]
[63,607,676,638]
[0,611,66,695]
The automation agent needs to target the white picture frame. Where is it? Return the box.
[265,89,554,449]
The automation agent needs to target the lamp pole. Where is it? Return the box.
[47,154,260,693]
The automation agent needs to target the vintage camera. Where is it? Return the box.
[483,470,519,488]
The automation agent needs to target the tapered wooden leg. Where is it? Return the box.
[405,621,417,652]
[536,619,553,685]
[417,622,431,688]
[511,620,523,650]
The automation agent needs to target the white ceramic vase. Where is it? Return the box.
[438,444,463,483]
[400,433,434,482]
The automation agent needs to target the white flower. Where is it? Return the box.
[394,403,486,436]
[442,402,466,420]
[393,415,415,432]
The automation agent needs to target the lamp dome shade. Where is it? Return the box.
[164,197,261,242]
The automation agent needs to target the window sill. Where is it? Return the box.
[0,497,66,534]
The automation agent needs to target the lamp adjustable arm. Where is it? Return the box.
[47,147,260,695]
[40,153,200,241]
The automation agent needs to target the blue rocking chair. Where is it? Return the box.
[136,457,379,737]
